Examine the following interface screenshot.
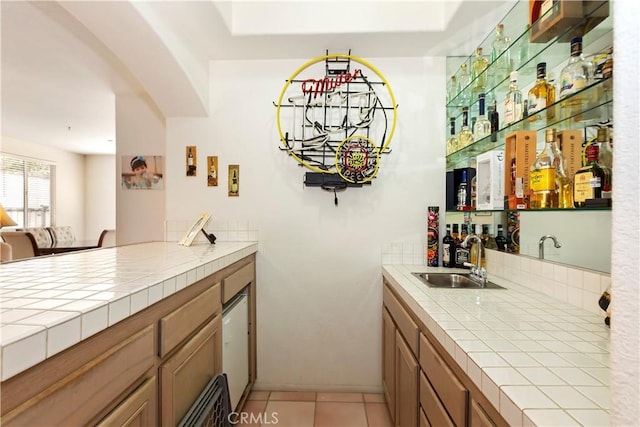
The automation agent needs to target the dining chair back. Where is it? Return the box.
[1,231,39,260]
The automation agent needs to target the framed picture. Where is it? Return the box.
[121,155,164,190]
[179,212,212,246]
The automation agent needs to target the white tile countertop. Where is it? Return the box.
[383,265,610,427]
[0,241,258,381]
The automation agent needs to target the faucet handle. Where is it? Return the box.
[463,262,475,269]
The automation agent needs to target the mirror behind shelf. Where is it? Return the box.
[445,210,611,273]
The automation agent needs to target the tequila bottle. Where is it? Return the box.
[457,63,472,106]
[559,37,594,108]
[490,24,511,82]
[458,107,474,149]
[527,62,555,121]
[473,94,491,141]
[447,75,458,104]
[529,129,558,209]
[503,71,523,127]
[471,47,489,95]
[549,128,573,208]
[446,117,458,155]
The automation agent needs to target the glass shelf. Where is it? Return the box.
[446,0,612,121]
[446,76,612,170]
[446,207,611,214]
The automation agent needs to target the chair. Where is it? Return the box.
[22,227,53,248]
[48,226,75,244]
[1,231,39,260]
[97,229,116,248]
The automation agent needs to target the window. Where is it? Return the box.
[0,154,55,228]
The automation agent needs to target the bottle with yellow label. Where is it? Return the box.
[529,129,558,209]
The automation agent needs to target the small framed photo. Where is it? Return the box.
[179,212,211,246]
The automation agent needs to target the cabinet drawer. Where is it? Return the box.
[420,371,454,427]
[2,326,154,426]
[419,334,468,427]
[383,284,419,354]
[223,262,254,304]
[96,376,157,426]
[159,283,221,357]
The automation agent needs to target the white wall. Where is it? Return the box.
[610,0,639,424]
[165,57,445,391]
[0,136,86,238]
[116,94,166,245]
[84,154,116,241]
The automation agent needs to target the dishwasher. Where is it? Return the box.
[222,291,249,411]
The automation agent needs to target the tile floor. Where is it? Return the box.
[239,391,393,427]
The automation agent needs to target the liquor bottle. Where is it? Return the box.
[503,71,523,127]
[469,224,479,265]
[527,62,555,121]
[559,37,594,107]
[456,224,471,267]
[458,107,474,149]
[446,117,458,155]
[471,47,489,95]
[479,224,488,268]
[457,170,469,210]
[485,225,498,250]
[549,128,573,208]
[457,63,472,106]
[473,94,492,141]
[517,25,535,76]
[529,129,558,209]
[447,75,458,104]
[470,173,477,210]
[451,224,460,267]
[597,127,613,171]
[574,144,610,207]
[602,47,613,92]
[442,224,455,268]
[490,23,511,81]
[495,224,507,251]
[489,100,499,142]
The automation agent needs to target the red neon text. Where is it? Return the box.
[301,69,361,99]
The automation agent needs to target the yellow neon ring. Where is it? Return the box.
[275,53,397,174]
[335,135,381,184]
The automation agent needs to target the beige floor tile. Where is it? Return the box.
[317,392,364,402]
[363,393,386,403]
[262,401,315,427]
[237,400,268,426]
[248,390,271,401]
[269,391,317,401]
[365,402,393,427]
[314,402,368,427]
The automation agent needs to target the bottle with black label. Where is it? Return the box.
[442,224,455,268]
[495,224,507,251]
[456,224,471,267]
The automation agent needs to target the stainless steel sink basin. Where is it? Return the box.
[412,272,504,289]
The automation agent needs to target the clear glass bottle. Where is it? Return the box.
[457,63,472,106]
[503,71,523,127]
[458,107,474,149]
[471,47,489,95]
[549,128,573,208]
[473,93,491,141]
[490,24,511,82]
[446,117,458,155]
[559,37,594,107]
[529,129,558,209]
[597,127,613,170]
[447,75,458,104]
[527,62,555,121]
[574,144,611,207]
[457,170,469,210]
[517,25,536,76]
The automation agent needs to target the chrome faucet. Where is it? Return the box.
[461,233,487,287]
[539,234,561,259]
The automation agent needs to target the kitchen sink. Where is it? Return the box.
[412,272,505,289]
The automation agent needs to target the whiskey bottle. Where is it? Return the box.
[442,224,455,268]
[527,62,555,121]
[446,117,458,155]
[456,224,471,267]
[458,107,474,149]
[549,129,573,208]
[471,47,489,95]
[574,145,610,207]
[503,71,523,127]
[559,37,594,108]
[529,129,558,209]
[473,94,492,141]
[495,224,507,251]
[489,100,499,142]
[490,24,511,82]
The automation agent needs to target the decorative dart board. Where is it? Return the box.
[275,52,398,188]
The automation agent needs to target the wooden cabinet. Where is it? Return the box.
[382,280,506,427]
[97,377,157,426]
[160,315,222,426]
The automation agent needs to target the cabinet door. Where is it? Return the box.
[470,398,496,427]
[382,307,396,423]
[395,330,419,427]
[96,377,157,427]
[159,314,222,426]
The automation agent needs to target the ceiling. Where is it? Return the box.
[1,0,516,155]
